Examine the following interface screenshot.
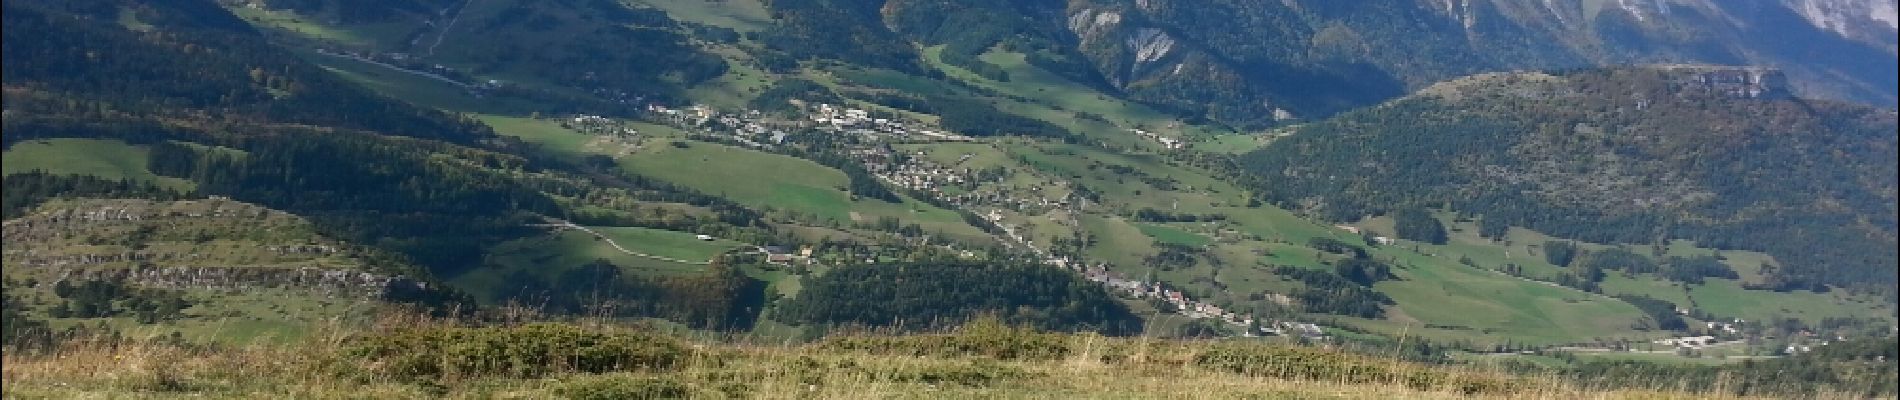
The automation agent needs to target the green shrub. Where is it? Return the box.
[819,317,1075,361]
[345,324,689,382]
[878,361,1030,387]
[554,375,692,400]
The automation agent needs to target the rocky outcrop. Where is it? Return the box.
[58,265,423,299]
[6,198,430,300]
[1654,65,1792,99]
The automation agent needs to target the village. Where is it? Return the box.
[630,100,1326,339]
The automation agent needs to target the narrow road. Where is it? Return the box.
[528,222,711,265]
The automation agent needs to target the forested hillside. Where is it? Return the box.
[0,0,790,336]
[1241,66,1899,298]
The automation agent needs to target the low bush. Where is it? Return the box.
[554,375,692,400]
[818,317,1075,361]
[344,324,689,382]
[1192,342,1514,395]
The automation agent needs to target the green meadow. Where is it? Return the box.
[3,138,195,191]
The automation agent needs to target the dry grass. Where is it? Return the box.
[0,317,1855,399]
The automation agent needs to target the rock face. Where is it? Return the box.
[1654,65,1792,99]
[63,266,416,299]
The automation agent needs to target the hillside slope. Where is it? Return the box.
[3,0,798,341]
[1240,66,1899,297]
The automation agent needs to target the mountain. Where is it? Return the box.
[1066,0,1897,125]
[769,0,1897,128]
[1239,65,1899,297]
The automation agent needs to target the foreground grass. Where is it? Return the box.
[0,317,1825,400]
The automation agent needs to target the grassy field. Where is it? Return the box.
[1365,251,1655,346]
[1685,279,1893,324]
[456,229,716,303]
[1348,213,1893,329]
[617,139,856,219]
[229,6,415,49]
[592,226,748,262]
[2,138,195,190]
[1138,223,1213,247]
[628,0,773,32]
[1080,215,1159,270]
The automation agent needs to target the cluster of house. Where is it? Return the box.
[563,115,639,138]
[644,102,977,151]
[851,147,1080,217]
[856,149,970,193]
[810,103,970,141]
[1703,319,1743,335]
[1780,331,1851,354]
[953,184,1073,215]
[1075,263,1324,338]
[758,245,816,265]
[1653,335,1721,348]
[1128,128,1186,150]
